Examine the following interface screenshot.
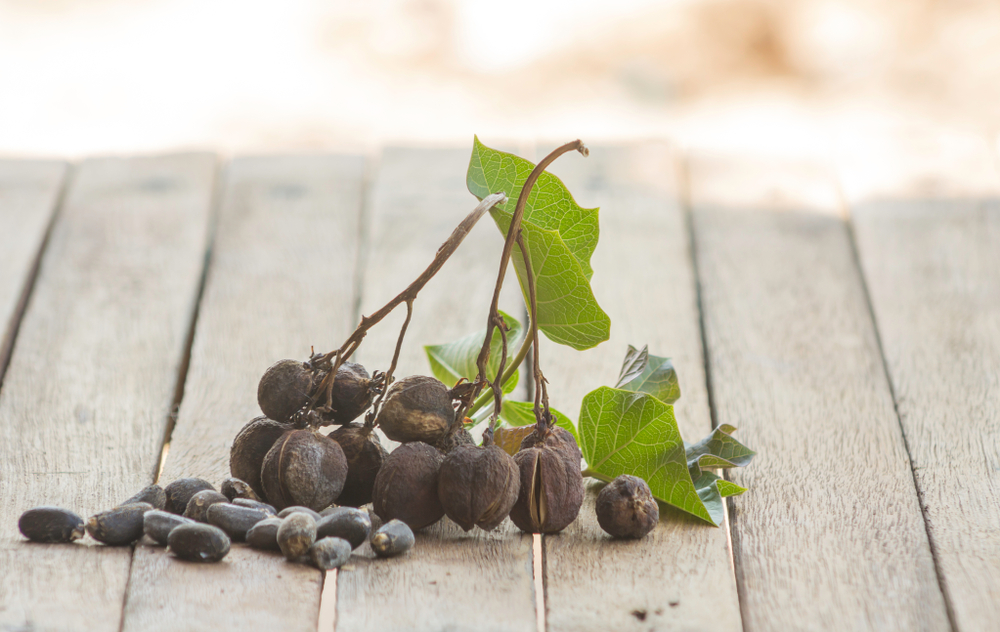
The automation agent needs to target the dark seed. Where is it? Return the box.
[18,507,85,543]
[365,505,383,538]
[320,505,346,517]
[277,506,321,520]
[163,478,215,515]
[206,503,268,542]
[245,518,283,551]
[232,498,276,515]
[315,509,371,549]
[183,490,229,523]
[277,512,316,560]
[309,537,352,570]
[220,477,261,502]
[168,523,231,562]
[143,510,196,546]
[120,485,167,510]
[87,502,153,545]
[370,519,414,558]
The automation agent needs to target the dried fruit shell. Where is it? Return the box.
[372,442,444,530]
[438,442,519,531]
[595,475,659,539]
[509,426,584,533]
[230,417,295,499]
[375,376,455,444]
[260,429,348,511]
[328,423,388,507]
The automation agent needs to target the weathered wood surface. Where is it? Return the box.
[841,132,1000,632]
[688,155,951,631]
[539,142,742,632]
[120,155,366,632]
[337,146,536,632]
[0,154,216,632]
[0,160,66,381]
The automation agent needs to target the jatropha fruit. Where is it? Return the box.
[595,475,659,539]
[375,376,456,444]
[372,442,445,530]
[260,429,348,511]
[257,357,377,426]
[327,422,389,507]
[437,428,519,531]
[509,414,585,534]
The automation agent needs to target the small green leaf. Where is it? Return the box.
[579,387,716,524]
[693,472,747,526]
[424,310,522,395]
[616,344,681,405]
[499,399,578,441]
[686,424,756,480]
[467,137,610,350]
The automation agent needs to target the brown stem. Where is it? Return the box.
[366,299,413,424]
[473,140,589,423]
[308,192,507,412]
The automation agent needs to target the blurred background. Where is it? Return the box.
[1,0,998,158]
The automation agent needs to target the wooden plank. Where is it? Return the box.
[688,154,951,632]
[0,159,66,382]
[336,146,536,632]
[0,154,216,632]
[840,131,1000,632]
[120,155,366,632]
[537,142,742,632]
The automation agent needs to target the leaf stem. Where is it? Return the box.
[471,140,589,423]
[467,325,535,417]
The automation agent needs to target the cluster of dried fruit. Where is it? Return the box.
[18,475,414,567]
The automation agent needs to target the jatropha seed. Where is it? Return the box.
[309,537,352,570]
[183,490,229,523]
[18,507,85,543]
[120,485,167,511]
[206,504,269,542]
[87,503,154,545]
[315,508,371,549]
[144,510,196,546]
[163,478,215,515]
[246,518,283,551]
[371,519,414,558]
[277,512,316,560]
[168,523,231,562]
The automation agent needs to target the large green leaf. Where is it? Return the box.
[616,344,681,405]
[579,386,716,525]
[467,137,610,350]
[424,310,522,395]
[499,399,578,441]
[686,424,756,480]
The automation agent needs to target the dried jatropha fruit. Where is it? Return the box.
[183,490,230,523]
[261,429,348,511]
[432,426,475,454]
[144,510,196,546]
[510,423,584,534]
[328,423,388,507]
[257,359,317,423]
[18,507,85,543]
[375,376,456,444]
[206,504,269,542]
[246,518,283,551]
[86,502,154,545]
[316,508,371,549]
[277,512,316,560]
[163,478,215,515]
[120,485,167,510]
[372,442,445,530]
[232,498,276,515]
[168,523,231,563]
[371,519,414,558]
[309,537,352,570]
[258,359,375,425]
[230,417,295,499]
[437,434,519,532]
[596,475,659,539]
[220,477,260,502]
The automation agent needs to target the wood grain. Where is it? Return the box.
[537,142,742,632]
[337,146,536,632]
[120,155,367,632]
[0,159,66,382]
[0,154,216,632]
[688,153,951,632]
[842,132,1000,632]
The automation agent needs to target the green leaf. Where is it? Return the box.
[499,399,578,441]
[579,386,717,525]
[685,424,756,480]
[693,472,747,526]
[467,137,610,350]
[616,344,681,405]
[424,310,522,395]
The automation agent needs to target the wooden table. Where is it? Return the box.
[0,136,997,632]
